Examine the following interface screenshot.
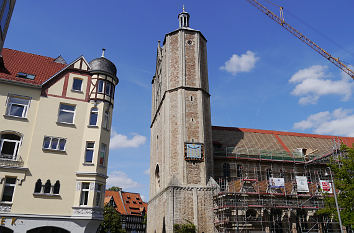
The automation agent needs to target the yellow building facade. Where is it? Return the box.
[0,48,118,233]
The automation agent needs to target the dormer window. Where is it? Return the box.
[16,72,35,80]
[296,148,308,156]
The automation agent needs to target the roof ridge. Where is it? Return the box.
[3,48,57,61]
[212,125,354,139]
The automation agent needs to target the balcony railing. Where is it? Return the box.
[0,155,24,168]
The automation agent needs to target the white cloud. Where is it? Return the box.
[289,65,353,105]
[293,108,354,137]
[220,50,259,76]
[106,170,140,189]
[144,168,150,175]
[110,130,146,149]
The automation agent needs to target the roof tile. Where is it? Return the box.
[0,48,66,86]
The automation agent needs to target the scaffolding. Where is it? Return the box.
[213,145,343,233]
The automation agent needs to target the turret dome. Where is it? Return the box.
[89,49,117,77]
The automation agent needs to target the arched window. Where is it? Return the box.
[53,180,60,194]
[34,179,42,193]
[0,133,21,160]
[44,180,51,193]
[155,164,160,189]
[89,107,98,126]
[223,163,230,178]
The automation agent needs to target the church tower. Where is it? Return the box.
[147,7,215,232]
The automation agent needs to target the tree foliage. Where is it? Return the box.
[97,205,125,233]
[108,186,122,192]
[317,144,354,227]
[173,220,196,233]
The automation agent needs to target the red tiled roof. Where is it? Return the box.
[0,48,66,86]
[105,190,127,215]
[212,126,354,147]
[121,192,147,216]
[104,190,147,216]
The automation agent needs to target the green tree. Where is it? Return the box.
[108,186,122,192]
[317,144,354,228]
[173,220,196,233]
[97,205,125,233]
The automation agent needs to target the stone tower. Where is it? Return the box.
[147,8,215,233]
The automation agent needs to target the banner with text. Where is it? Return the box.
[295,176,309,192]
[269,177,285,188]
[320,180,333,193]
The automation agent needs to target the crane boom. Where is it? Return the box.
[246,0,354,80]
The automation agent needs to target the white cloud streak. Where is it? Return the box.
[106,170,140,189]
[144,168,150,175]
[110,130,146,149]
[220,50,259,76]
[293,108,354,137]
[289,65,353,105]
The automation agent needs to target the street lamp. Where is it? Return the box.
[324,167,344,233]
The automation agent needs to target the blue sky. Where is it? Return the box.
[6,0,354,201]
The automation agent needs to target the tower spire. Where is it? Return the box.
[178,5,190,28]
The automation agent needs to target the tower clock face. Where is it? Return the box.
[185,143,204,161]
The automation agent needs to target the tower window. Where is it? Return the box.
[80,182,90,206]
[103,110,109,129]
[89,107,99,126]
[95,183,102,206]
[105,82,112,96]
[190,96,193,101]
[99,143,106,166]
[72,78,83,91]
[85,142,95,163]
[155,164,160,189]
[97,80,104,93]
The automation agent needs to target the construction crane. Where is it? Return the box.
[245,0,354,80]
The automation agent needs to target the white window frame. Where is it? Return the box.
[72,78,83,92]
[84,142,95,163]
[43,136,66,151]
[58,103,76,124]
[6,95,31,118]
[80,182,90,206]
[89,107,99,126]
[99,143,106,166]
[1,177,16,203]
[0,134,21,160]
[95,183,102,206]
[97,80,104,94]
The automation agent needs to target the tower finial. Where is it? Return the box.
[101,48,106,58]
[178,5,190,28]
